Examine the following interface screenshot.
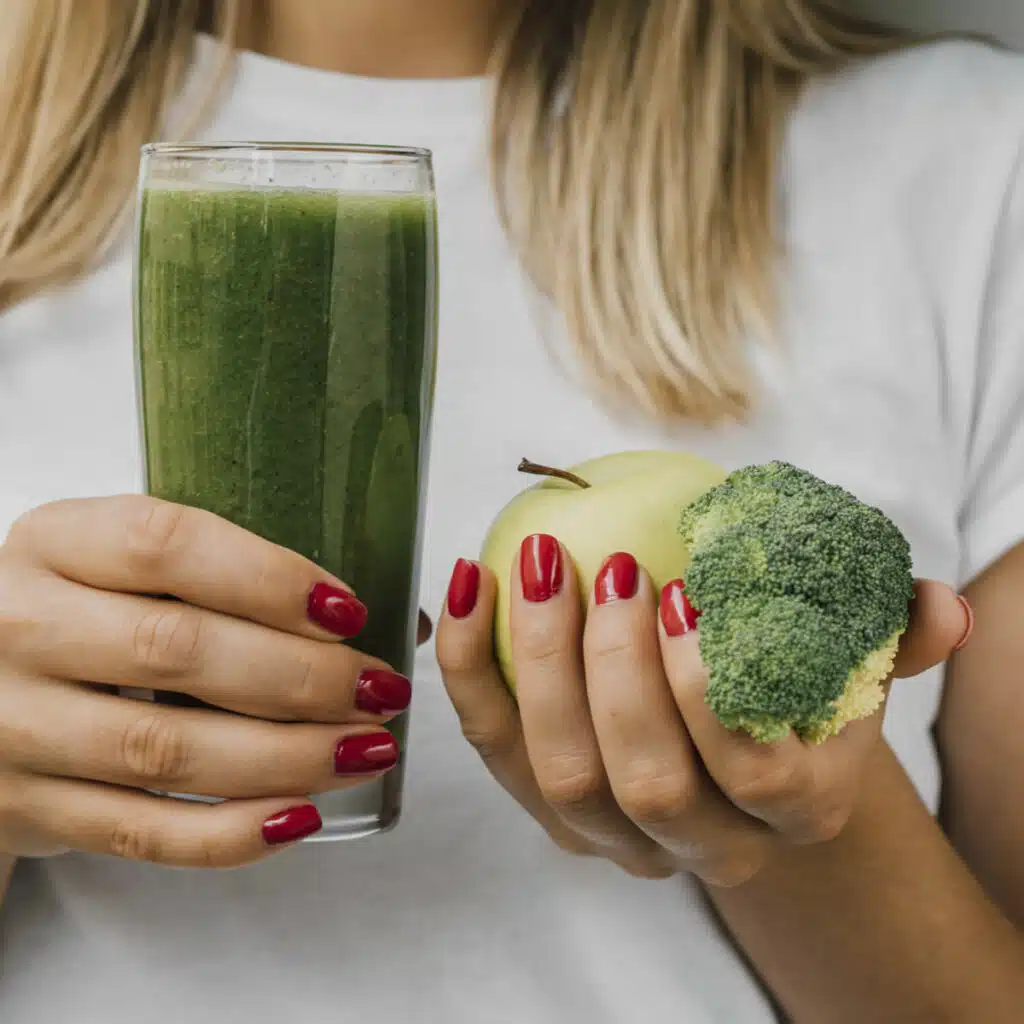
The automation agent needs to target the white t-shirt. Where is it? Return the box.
[2,37,1024,1024]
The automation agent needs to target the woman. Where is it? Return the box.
[0,1,1021,1021]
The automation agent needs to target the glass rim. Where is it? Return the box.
[141,141,433,163]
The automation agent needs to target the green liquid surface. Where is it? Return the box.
[137,187,437,734]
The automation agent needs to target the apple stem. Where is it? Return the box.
[518,458,591,490]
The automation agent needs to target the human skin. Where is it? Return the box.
[437,541,1024,1022]
[5,2,1022,1019]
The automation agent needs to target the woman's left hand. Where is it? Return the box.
[437,536,972,885]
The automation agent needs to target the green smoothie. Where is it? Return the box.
[136,186,437,738]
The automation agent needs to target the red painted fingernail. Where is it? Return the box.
[262,804,323,846]
[954,595,974,651]
[354,669,412,715]
[520,534,562,603]
[307,583,367,638]
[334,732,399,775]
[447,558,481,619]
[660,579,701,637]
[595,552,639,605]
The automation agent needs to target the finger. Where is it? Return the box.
[440,557,671,876]
[893,579,973,678]
[438,555,673,879]
[437,560,593,849]
[0,678,400,799]
[511,536,669,862]
[659,581,852,844]
[9,774,324,867]
[437,560,521,770]
[8,571,409,723]
[585,556,770,882]
[5,496,365,641]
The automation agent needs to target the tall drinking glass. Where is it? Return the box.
[133,143,437,841]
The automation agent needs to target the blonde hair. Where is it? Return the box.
[0,1,237,312]
[0,0,900,423]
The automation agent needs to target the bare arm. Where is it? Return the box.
[937,541,1024,926]
[708,547,1024,1023]
[709,743,1022,1022]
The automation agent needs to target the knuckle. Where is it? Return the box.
[537,757,606,815]
[0,583,36,656]
[131,606,204,678]
[702,854,764,889]
[437,632,488,678]
[459,711,518,761]
[548,829,593,857]
[616,766,697,825]
[247,544,312,611]
[796,803,851,845]
[725,756,810,810]
[514,624,569,670]
[284,655,331,719]
[117,711,192,785]
[122,498,188,573]
[584,629,637,665]
[248,547,288,603]
[108,819,163,863]
[108,819,241,869]
[619,859,677,881]
[4,505,42,548]
[0,775,26,831]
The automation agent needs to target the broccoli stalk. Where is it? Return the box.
[678,462,914,744]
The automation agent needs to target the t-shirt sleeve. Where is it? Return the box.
[959,150,1024,587]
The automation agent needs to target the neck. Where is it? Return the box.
[246,0,510,79]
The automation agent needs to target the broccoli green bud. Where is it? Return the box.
[679,462,914,744]
[682,524,768,608]
[699,598,853,743]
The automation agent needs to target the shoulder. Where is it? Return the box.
[790,40,1024,189]
[784,40,1024,307]
[802,38,1024,134]
[835,37,1024,96]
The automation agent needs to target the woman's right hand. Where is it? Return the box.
[0,495,410,868]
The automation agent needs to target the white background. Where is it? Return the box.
[846,0,1024,48]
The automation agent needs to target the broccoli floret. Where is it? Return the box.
[679,461,914,744]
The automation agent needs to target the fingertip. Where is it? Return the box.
[658,578,701,638]
[261,802,323,847]
[517,534,571,605]
[895,578,972,678]
[306,582,367,639]
[592,551,641,608]
[445,557,483,621]
[437,558,499,674]
[656,586,708,703]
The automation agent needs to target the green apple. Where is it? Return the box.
[480,450,727,692]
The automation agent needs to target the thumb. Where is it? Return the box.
[893,579,973,679]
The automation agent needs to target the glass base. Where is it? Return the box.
[304,763,404,842]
